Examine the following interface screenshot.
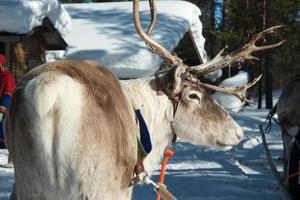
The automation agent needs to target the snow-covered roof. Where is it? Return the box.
[0,0,71,36]
[49,1,208,78]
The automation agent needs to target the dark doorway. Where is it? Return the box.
[0,43,4,54]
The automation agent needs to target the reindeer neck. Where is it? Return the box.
[120,76,175,174]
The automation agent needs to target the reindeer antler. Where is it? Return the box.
[201,75,262,104]
[146,0,157,36]
[188,25,286,76]
[133,0,181,66]
[184,25,285,103]
[134,0,285,103]
[145,0,160,53]
[184,73,262,103]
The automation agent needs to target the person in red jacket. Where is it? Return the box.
[0,54,16,149]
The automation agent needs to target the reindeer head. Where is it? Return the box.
[133,0,284,149]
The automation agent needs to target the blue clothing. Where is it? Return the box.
[0,94,10,148]
[0,69,16,149]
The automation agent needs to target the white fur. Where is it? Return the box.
[24,72,83,199]
[121,77,174,173]
[121,76,242,174]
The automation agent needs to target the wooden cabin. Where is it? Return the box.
[173,32,204,66]
[0,18,67,81]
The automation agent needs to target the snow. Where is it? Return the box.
[46,1,208,78]
[0,0,71,36]
[204,68,223,82]
[213,71,249,112]
[0,93,285,199]
[0,150,13,200]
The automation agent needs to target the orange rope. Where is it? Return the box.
[156,148,175,200]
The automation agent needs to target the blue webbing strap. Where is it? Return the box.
[135,109,152,159]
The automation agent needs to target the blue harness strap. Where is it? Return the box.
[135,109,152,159]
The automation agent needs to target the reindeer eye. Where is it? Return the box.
[189,94,199,100]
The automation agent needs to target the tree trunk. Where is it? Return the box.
[257,0,262,109]
[263,0,273,109]
[245,0,250,30]
[258,62,262,109]
[222,0,230,31]
[221,0,230,47]
[209,0,216,57]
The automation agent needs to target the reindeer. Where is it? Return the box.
[272,78,300,190]
[4,0,284,199]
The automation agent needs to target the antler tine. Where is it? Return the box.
[185,73,262,103]
[253,40,286,52]
[188,25,285,76]
[145,0,159,53]
[200,75,262,104]
[249,24,286,52]
[146,0,157,36]
[250,25,285,45]
[133,0,179,66]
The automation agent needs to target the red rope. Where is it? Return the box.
[156,147,175,200]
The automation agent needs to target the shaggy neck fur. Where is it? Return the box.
[121,77,175,174]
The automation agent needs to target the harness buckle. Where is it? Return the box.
[129,160,148,186]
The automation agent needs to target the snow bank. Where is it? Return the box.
[213,71,249,112]
[53,1,207,78]
[0,0,71,36]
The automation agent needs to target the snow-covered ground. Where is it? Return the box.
[0,93,285,200]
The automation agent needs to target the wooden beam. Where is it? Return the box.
[0,36,22,42]
[188,30,203,64]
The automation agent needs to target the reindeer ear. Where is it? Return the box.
[172,65,186,95]
[155,64,186,96]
